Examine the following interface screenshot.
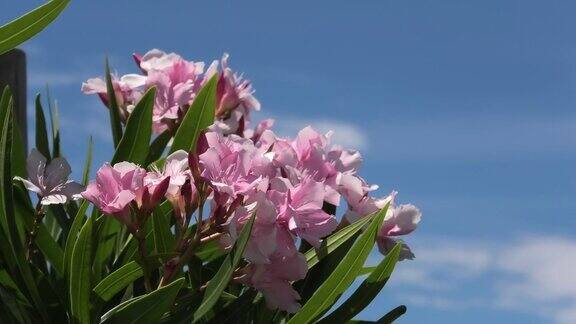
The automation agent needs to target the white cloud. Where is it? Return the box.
[364,114,576,161]
[390,235,576,323]
[271,117,369,150]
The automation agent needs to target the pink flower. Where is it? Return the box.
[243,253,307,313]
[136,49,205,133]
[138,176,171,212]
[198,132,263,204]
[245,119,275,143]
[82,162,146,224]
[146,69,203,133]
[216,53,260,117]
[377,203,421,260]
[345,191,420,260]
[273,178,338,247]
[344,191,395,223]
[81,74,146,122]
[145,150,191,198]
[14,149,83,205]
[223,193,297,264]
[138,49,189,73]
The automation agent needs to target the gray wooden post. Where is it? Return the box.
[0,49,27,151]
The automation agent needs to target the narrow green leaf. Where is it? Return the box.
[305,213,374,269]
[111,87,155,164]
[378,305,407,323]
[0,88,49,321]
[105,58,123,147]
[170,74,218,153]
[0,0,70,55]
[320,243,402,323]
[101,277,185,324]
[46,87,61,158]
[192,211,256,322]
[34,94,51,159]
[145,131,171,166]
[196,239,225,262]
[288,203,390,324]
[359,266,376,276]
[0,269,32,323]
[93,261,143,302]
[69,216,93,324]
[210,289,258,323]
[152,207,174,254]
[81,137,93,186]
[34,223,64,275]
[63,200,89,279]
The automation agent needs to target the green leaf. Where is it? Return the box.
[45,87,60,157]
[358,266,376,276]
[152,207,174,254]
[0,269,31,323]
[288,203,390,324]
[320,243,402,323]
[145,131,171,166]
[305,213,374,269]
[63,200,88,279]
[101,277,184,324]
[210,289,258,323]
[105,58,123,147]
[13,186,65,275]
[93,261,143,302]
[196,239,225,262]
[0,0,70,55]
[192,211,256,322]
[81,137,93,186]
[170,74,218,153]
[69,216,93,324]
[378,305,407,323]
[34,94,51,159]
[0,88,49,321]
[111,87,155,164]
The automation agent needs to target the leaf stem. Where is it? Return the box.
[134,208,152,292]
[160,184,206,287]
[26,200,44,261]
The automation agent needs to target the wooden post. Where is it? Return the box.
[0,49,27,151]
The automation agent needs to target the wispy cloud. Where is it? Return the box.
[366,114,576,161]
[389,235,576,323]
[268,117,369,150]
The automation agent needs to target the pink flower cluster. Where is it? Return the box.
[82,126,420,313]
[82,49,259,135]
[78,49,421,313]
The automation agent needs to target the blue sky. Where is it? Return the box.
[2,1,576,323]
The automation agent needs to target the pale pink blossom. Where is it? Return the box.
[273,178,338,247]
[14,149,83,205]
[82,162,146,224]
[145,150,191,198]
[223,193,297,264]
[377,203,421,260]
[198,132,263,204]
[243,253,307,313]
[216,53,260,116]
[146,57,204,133]
[138,49,190,73]
[81,74,146,122]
